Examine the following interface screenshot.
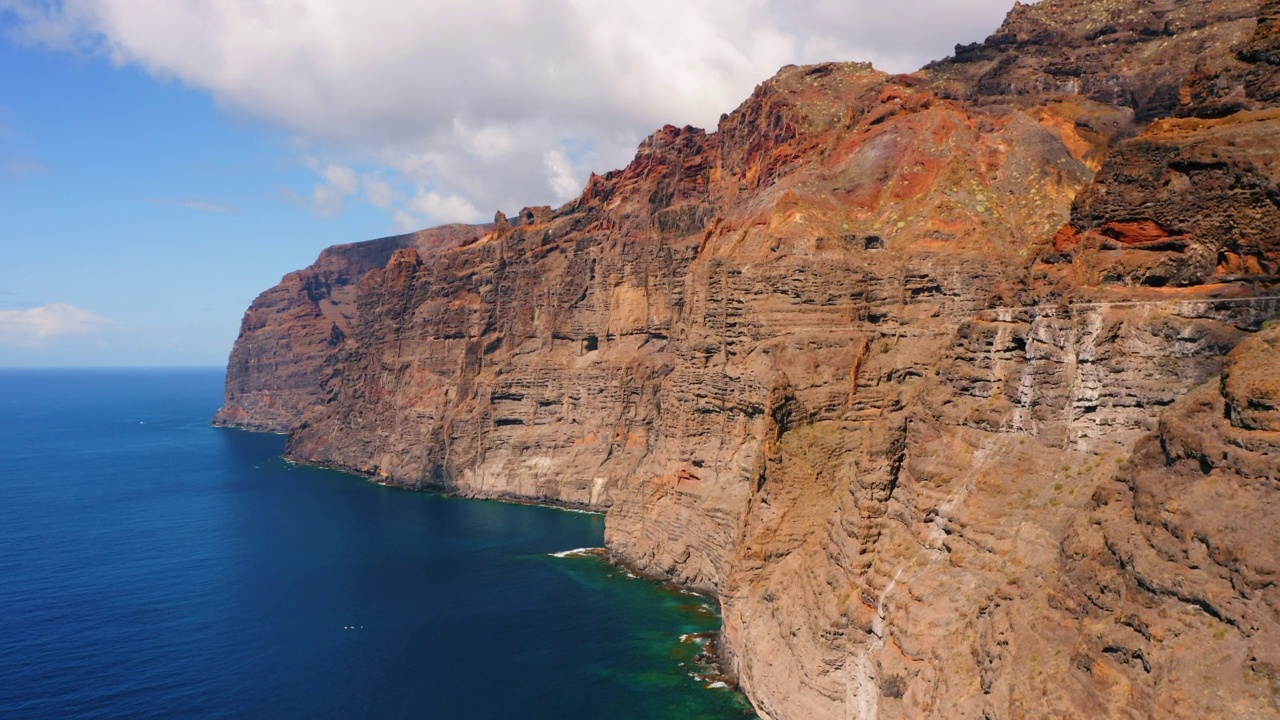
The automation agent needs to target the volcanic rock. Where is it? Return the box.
[217,0,1280,717]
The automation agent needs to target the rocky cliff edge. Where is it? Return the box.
[217,0,1280,716]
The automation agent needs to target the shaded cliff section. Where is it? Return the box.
[218,0,1280,717]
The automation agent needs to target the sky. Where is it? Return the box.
[0,0,1025,367]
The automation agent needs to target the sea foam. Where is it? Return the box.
[549,547,603,558]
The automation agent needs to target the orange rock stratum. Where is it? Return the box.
[217,0,1280,716]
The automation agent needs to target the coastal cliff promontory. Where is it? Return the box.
[218,0,1280,716]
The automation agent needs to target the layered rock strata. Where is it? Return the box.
[218,0,1280,716]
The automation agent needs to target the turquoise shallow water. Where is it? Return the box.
[0,368,754,719]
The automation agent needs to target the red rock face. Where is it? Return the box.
[218,0,1280,716]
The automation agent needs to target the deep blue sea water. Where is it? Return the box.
[0,368,754,719]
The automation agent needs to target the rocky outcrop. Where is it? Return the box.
[1059,325,1280,718]
[1225,323,1280,429]
[218,0,1280,716]
[1055,109,1280,289]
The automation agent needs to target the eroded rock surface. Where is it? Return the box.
[1060,326,1280,719]
[218,0,1280,716]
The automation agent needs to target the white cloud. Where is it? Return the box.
[407,189,484,225]
[0,303,112,348]
[387,188,485,234]
[545,149,582,203]
[2,0,1024,225]
[310,162,359,216]
[771,0,1032,75]
[391,209,420,234]
[362,173,397,210]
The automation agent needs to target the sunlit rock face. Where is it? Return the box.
[214,224,487,433]
[219,0,1280,716]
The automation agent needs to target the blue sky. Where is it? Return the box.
[0,0,1018,367]
[0,40,398,366]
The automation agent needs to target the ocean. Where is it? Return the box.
[0,368,755,719]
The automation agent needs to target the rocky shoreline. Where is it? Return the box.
[262,446,748,700]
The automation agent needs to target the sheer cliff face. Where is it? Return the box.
[214,225,488,432]
[219,0,1280,717]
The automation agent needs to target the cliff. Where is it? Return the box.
[213,223,489,431]
[217,0,1280,716]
